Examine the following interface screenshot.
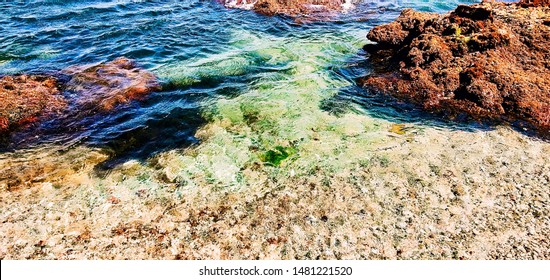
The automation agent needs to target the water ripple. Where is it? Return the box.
[0,0,483,158]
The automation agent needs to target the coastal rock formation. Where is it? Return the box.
[359,1,550,134]
[0,75,66,134]
[222,0,357,17]
[519,0,550,7]
[0,58,160,138]
[64,57,161,112]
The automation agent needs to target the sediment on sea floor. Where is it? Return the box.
[0,0,549,260]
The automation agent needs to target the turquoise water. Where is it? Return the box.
[0,0,481,163]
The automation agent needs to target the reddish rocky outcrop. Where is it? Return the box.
[222,0,357,17]
[64,57,161,112]
[519,0,550,7]
[359,1,550,135]
[0,75,66,134]
[0,57,160,137]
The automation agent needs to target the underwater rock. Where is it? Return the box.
[0,75,66,134]
[359,1,550,135]
[64,57,161,112]
[1,58,161,141]
[221,0,358,17]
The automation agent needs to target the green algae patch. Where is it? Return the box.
[152,29,391,189]
[261,146,297,166]
[9,29,390,194]
[156,55,252,88]
[389,124,407,135]
[155,30,286,88]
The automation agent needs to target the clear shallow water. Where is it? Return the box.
[0,0,482,164]
[3,2,550,262]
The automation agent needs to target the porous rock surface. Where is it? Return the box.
[222,0,357,17]
[64,57,161,112]
[360,0,550,135]
[0,75,66,134]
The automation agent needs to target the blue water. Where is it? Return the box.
[0,0,481,161]
[0,0,481,71]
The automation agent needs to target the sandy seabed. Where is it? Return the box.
[1,124,548,259]
[0,28,548,260]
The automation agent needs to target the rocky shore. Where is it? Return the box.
[64,57,161,112]
[360,0,550,136]
[0,58,160,139]
[0,75,66,134]
[0,1,549,261]
[221,0,358,17]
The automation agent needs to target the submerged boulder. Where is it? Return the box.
[222,0,358,17]
[359,1,550,135]
[0,58,161,139]
[64,57,161,112]
[0,75,66,134]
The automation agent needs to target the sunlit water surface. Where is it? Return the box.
[0,0,483,178]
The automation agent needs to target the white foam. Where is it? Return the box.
[223,0,256,10]
[341,0,356,11]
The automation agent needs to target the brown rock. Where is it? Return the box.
[255,0,344,16]
[64,57,161,112]
[519,0,550,7]
[0,75,66,134]
[1,58,161,144]
[359,2,550,135]
[222,0,352,17]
